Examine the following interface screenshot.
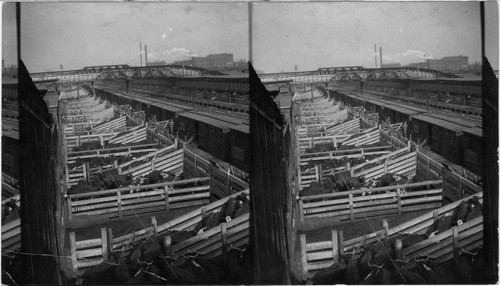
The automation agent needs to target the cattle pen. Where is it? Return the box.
[249,63,492,285]
[4,63,252,285]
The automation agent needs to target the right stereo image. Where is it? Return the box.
[249,1,498,284]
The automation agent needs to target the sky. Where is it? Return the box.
[253,2,498,73]
[19,2,248,72]
[2,2,17,68]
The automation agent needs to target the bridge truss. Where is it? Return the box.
[259,66,459,84]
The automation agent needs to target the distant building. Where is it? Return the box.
[146,60,166,66]
[171,53,248,72]
[381,63,402,68]
[406,55,469,72]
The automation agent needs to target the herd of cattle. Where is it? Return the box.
[77,193,251,284]
[67,169,189,196]
[310,196,484,284]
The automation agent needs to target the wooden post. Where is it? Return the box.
[395,239,403,260]
[382,219,389,241]
[67,197,74,221]
[332,230,339,264]
[300,234,308,276]
[164,185,170,212]
[164,236,172,257]
[194,154,198,176]
[82,163,87,181]
[426,157,431,179]
[348,193,354,221]
[101,228,108,261]
[151,216,158,235]
[151,156,156,171]
[221,223,228,264]
[396,188,402,214]
[117,191,123,218]
[433,210,439,223]
[69,232,78,271]
[338,230,344,256]
[452,227,459,268]
[298,199,304,223]
[107,228,114,253]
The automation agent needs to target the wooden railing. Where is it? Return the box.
[117,145,183,179]
[2,218,21,254]
[66,143,159,165]
[167,212,250,260]
[67,177,210,221]
[69,228,108,272]
[107,125,147,145]
[298,180,442,223]
[299,192,482,277]
[108,189,249,254]
[298,117,361,138]
[184,147,249,198]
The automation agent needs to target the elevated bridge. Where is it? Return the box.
[29,64,226,83]
[259,66,459,84]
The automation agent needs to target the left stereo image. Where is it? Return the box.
[2,2,251,284]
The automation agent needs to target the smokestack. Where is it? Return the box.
[379,46,383,68]
[145,45,148,66]
[374,44,377,68]
[140,42,142,67]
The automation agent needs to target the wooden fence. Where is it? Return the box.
[117,144,183,179]
[2,173,20,199]
[167,212,250,260]
[298,180,442,224]
[2,218,21,254]
[109,189,250,254]
[299,191,483,276]
[90,116,127,134]
[66,143,159,165]
[107,125,147,145]
[67,190,250,272]
[298,117,361,138]
[69,228,108,272]
[65,132,119,150]
[298,145,395,189]
[67,177,210,222]
[341,127,380,146]
[299,109,348,125]
[416,150,482,201]
[353,151,417,181]
[184,147,248,198]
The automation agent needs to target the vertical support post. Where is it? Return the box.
[117,191,123,218]
[433,210,439,223]
[150,216,158,235]
[332,229,339,264]
[107,228,114,253]
[348,193,354,221]
[452,226,459,268]
[69,232,78,271]
[221,223,228,264]
[101,228,108,261]
[67,197,73,221]
[201,207,207,219]
[298,199,304,223]
[338,230,344,256]
[382,219,389,241]
[164,236,172,257]
[82,163,87,181]
[395,239,403,260]
[164,185,170,212]
[300,234,308,277]
[397,187,402,214]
